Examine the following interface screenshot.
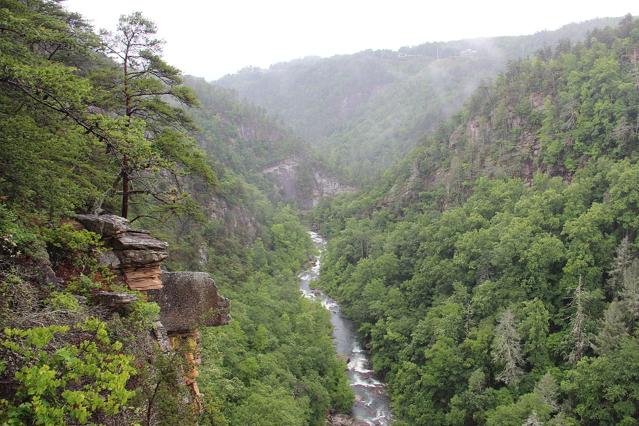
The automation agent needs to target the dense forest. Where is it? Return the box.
[3,1,639,425]
[312,15,639,425]
[219,17,620,184]
[0,1,350,425]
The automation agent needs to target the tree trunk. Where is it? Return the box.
[121,156,129,218]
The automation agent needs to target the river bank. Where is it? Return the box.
[299,232,392,426]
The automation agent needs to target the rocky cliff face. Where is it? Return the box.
[148,272,230,333]
[262,158,355,209]
[76,214,168,290]
[75,214,229,409]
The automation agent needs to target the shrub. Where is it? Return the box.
[0,318,136,424]
[47,292,82,312]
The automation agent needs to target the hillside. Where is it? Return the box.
[0,2,352,425]
[312,15,639,425]
[219,17,620,182]
[3,2,639,425]
[185,76,352,208]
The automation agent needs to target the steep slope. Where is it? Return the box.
[0,3,353,425]
[185,77,353,208]
[313,15,639,425]
[219,17,621,182]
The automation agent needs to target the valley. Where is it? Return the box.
[1,2,639,425]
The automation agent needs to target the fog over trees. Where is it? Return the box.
[2,2,639,425]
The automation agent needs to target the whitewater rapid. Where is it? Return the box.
[299,232,392,426]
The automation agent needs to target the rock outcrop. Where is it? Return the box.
[75,214,230,410]
[94,291,138,313]
[148,271,230,333]
[262,158,355,209]
[75,214,168,290]
[327,413,369,426]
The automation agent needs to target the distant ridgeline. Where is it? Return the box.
[312,15,639,425]
[219,17,621,184]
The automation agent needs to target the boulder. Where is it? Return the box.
[148,271,230,334]
[94,291,137,313]
[326,414,369,426]
[75,214,129,237]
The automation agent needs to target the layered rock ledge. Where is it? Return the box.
[75,214,230,409]
[75,214,168,290]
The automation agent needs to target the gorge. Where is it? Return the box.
[2,2,639,425]
[300,232,392,425]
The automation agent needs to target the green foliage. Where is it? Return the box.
[0,204,40,257]
[219,17,620,183]
[129,301,161,329]
[41,225,103,273]
[1,2,352,425]
[312,16,639,424]
[65,275,101,297]
[0,318,136,425]
[47,292,82,312]
[191,207,352,425]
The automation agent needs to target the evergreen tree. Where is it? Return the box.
[567,278,589,364]
[0,0,110,215]
[534,372,559,412]
[99,12,213,218]
[620,259,639,322]
[606,235,633,298]
[592,300,629,355]
[492,308,524,385]
[519,299,551,370]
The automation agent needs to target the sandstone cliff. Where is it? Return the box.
[75,214,230,409]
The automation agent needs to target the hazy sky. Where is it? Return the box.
[64,0,639,80]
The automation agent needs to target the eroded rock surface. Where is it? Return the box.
[75,214,167,290]
[75,214,230,411]
[148,271,230,333]
[262,158,355,209]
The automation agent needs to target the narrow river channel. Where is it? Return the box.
[299,232,393,426]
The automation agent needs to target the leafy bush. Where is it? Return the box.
[0,318,136,425]
[66,274,101,297]
[47,292,82,312]
[41,224,102,268]
[0,204,39,258]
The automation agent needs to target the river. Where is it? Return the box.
[299,232,393,426]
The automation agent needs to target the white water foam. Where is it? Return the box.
[300,231,392,425]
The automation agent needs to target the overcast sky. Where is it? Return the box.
[64,0,639,81]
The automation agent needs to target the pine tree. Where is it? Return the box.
[99,12,213,218]
[592,300,629,355]
[534,372,559,412]
[492,308,524,385]
[606,236,633,298]
[519,298,550,369]
[621,259,639,321]
[567,277,589,364]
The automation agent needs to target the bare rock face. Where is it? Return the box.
[262,158,355,210]
[75,214,130,237]
[75,214,230,412]
[75,214,168,291]
[148,272,230,334]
